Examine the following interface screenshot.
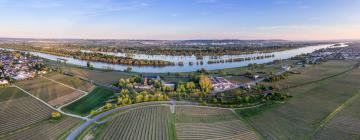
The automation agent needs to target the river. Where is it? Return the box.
[0,43,347,73]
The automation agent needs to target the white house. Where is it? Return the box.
[0,80,9,85]
[281,65,291,71]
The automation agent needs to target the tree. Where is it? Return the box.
[119,79,126,88]
[186,82,196,91]
[126,66,132,72]
[87,61,91,68]
[143,94,150,102]
[120,89,129,96]
[51,111,61,119]
[135,94,144,103]
[90,110,97,116]
[176,84,186,93]
[199,75,212,93]
[105,103,112,110]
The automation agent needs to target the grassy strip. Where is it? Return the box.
[234,101,283,139]
[306,91,360,139]
[169,114,177,140]
[62,87,114,116]
[235,101,282,119]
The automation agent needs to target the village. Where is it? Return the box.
[0,50,47,87]
[302,44,360,64]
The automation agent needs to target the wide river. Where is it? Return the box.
[1,43,346,73]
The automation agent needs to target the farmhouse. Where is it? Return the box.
[163,82,175,89]
[281,65,291,71]
[144,75,161,81]
[210,77,236,91]
[0,79,9,85]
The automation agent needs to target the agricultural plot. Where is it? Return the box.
[0,87,27,102]
[0,87,53,136]
[1,116,82,140]
[61,66,133,85]
[266,60,357,89]
[312,72,360,139]
[44,72,95,92]
[62,87,115,116]
[15,76,83,107]
[242,66,360,139]
[99,105,172,140]
[176,106,259,140]
[176,106,238,123]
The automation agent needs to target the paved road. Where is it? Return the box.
[66,101,197,140]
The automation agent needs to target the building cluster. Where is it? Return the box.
[133,75,175,91]
[210,77,237,91]
[0,50,45,85]
[304,45,360,64]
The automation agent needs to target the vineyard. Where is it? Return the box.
[0,87,27,102]
[313,76,360,140]
[15,76,83,107]
[243,61,360,139]
[176,106,238,123]
[44,72,95,92]
[0,88,53,136]
[1,116,82,140]
[175,106,259,140]
[99,105,172,140]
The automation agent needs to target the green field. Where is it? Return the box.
[62,87,115,116]
[237,61,360,139]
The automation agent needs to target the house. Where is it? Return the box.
[134,84,153,90]
[240,83,251,89]
[163,82,175,89]
[281,65,291,71]
[37,70,47,75]
[253,75,260,80]
[144,75,161,81]
[210,77,236,91]
[0,80,9,85]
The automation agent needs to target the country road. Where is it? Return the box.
[65,101,198,140]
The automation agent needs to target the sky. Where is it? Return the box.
[0,0,360,40]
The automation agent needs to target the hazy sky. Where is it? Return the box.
[0,0,360,40]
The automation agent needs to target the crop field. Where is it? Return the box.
[239,64,360,139]
[0,87,53,137]
[44,72,95,92]
[265,60,357,89]
[99,105,172,140]
[1,116,82,140]
[176,106,259,140]
[62,87,115,116]
[312,72,360,139]
[0,87,27,102]
[15,76,83,107]
[61,66,133,85]
[176,106,238,123]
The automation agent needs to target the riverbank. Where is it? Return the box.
[0,43,345,73]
